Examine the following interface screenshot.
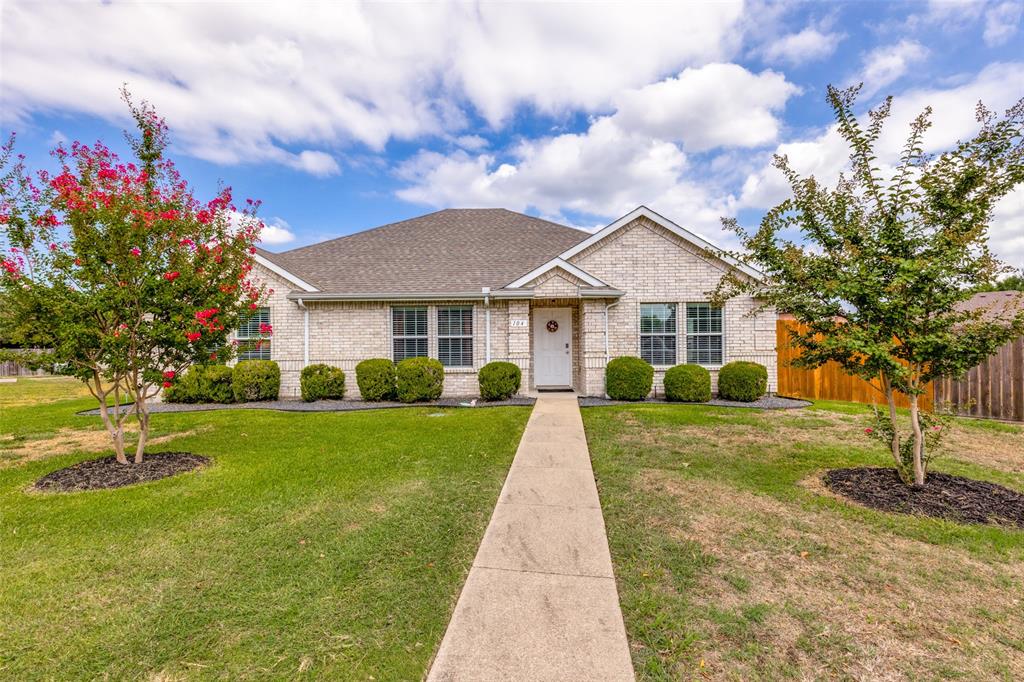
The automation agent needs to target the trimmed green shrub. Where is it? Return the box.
[355,358,397,401]
[300,363,346,402]
[664,364,711,402]
[395,357,444,403]
[717,361,768,402]
[163,364,234,404]
[605,356,654,401]
[232,360,280,402]
[478,361,521,401]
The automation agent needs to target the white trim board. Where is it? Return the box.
[505,257,608,289]
[254,253,319,292]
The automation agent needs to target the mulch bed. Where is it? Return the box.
[34,452,209,492]
[823,467,1024,528]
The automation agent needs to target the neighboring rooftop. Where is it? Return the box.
[258,208,589,294]
[957,290,1024,323]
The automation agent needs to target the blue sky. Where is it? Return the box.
[1,1,1022,265]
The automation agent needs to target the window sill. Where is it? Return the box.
[443,366,477,374]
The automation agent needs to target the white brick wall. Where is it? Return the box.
[567,216,778,396]
[251,216,776,399]
[251,264,515,398]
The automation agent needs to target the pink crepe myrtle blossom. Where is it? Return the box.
[163,370,175,379]
[258,322,273,335]
[162,381,172,389]
[163,271,180,282]
[185,331,202,342]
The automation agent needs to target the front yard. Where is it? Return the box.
[583,402,1024,680]
[0,378,530,679]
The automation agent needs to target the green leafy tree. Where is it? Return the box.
[717,85,1024,486]
[0,91,270,463]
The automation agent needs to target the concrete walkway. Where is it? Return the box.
[427,392,634,682]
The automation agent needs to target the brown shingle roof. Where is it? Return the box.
[261,209,588,294]
[956,290,1024,323]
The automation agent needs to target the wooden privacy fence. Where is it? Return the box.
[933,337,1024,422]
[0,351,50,378]
[776,320,933,411]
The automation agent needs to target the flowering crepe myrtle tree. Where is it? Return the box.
[0,91,271,464]
[715,84,1024,487]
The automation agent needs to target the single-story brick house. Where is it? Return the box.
[246,205,778,398]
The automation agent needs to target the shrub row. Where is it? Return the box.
[166,357,528,404]
[165,356,765,403]
[604,356,767,402]
[164,360,280,404]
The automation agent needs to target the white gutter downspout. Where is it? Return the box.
[297,298,309,368]
[604,300,620,365]
[482,287,491,364]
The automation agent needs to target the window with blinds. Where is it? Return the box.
[438,306,473,367]
[639,303,677,366]
[392,307,428,361]
[685,303,723,365]
[237,307,271,360]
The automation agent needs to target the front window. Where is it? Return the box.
[686,303,723,365]
[437,306,473,367]
[392,307,428,361]
[640,303,677,366]
[237,307,271,360]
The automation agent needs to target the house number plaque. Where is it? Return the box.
[510,319,528,328]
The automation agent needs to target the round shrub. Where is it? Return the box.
[605,356,654,401]
[478,361,521,401]
[232,360,280,402]
[664,364,711,403]
[355,358,397,401]
[717,361,768,402]
[300,363,346,402]
[163,364,234,404]
[395,357,444,403]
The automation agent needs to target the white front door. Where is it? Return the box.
[533,307,572,387]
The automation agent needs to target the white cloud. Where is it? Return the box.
[984,1,1023,45]
[289,150,340,177]
[991,187,1024,268]
[397,63,799,235]
[860,40,929,97]
[259,218,297,246]
[913,1,1020,46]
[612,64,799,152]
[455,135,489,151]
[762,27,843,65]
[1,1,746,172]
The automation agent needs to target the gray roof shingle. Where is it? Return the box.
[259,208,589,294]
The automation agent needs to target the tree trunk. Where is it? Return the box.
[879,372,909,484]
[133,391,149,464]
[92,374,128,464]
[908,394,926,486]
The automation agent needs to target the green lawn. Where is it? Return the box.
[0,378,530,680]
[583,402,1024,681]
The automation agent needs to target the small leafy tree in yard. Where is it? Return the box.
[717,85,1024,486]
[0,90,270,464]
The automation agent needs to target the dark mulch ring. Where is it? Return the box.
[824,467,1024,529]
[33,452,210,493]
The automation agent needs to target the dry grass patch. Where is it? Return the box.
[644,470,1024,680]
[0,424,211,468]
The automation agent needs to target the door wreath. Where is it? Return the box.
[546,320,559,333]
